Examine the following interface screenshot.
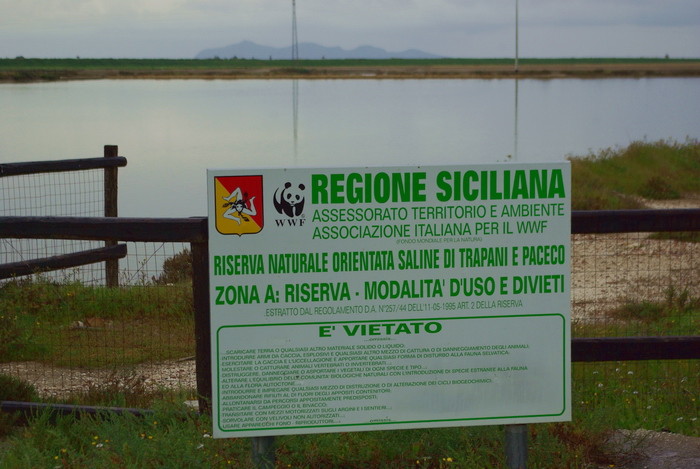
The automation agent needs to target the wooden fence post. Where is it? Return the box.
[104,145,119,287]
[191,240,212,414]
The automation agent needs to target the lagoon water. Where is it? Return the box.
[1,78,699,217]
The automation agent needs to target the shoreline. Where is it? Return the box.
[3,61,700,82]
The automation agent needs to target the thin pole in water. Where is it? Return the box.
[513,78,519,161]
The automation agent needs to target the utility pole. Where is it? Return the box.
[515,0,519,72]
[292,0,299,62]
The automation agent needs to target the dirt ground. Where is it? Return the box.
[3,61,700,82]
[605,429,700,469]
[255,61,700,80]
[572,195,700,323]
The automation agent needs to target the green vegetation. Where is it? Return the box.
[153,249,193,285]
[612,286,700,324]
[0,375,40,438]
[0,375,39,403]
[568,138,700,210]
[3,57,696,70]
[0,276,194,367]
[0,139,694,364]
[0,361,697,468]
[1,277,698,467]
[1,57,698,82]
[1,140,700,466]
[574,287,700,338]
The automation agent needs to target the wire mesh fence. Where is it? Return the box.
[574,358,699,433]
[572,231,700,337]
[1,168,106,285]
[1,156,699,427]
[0,241,196,401]
[571,230,700,432]
[1,155,198,403]
[1,228,698,414]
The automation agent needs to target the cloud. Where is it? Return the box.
[0,0,176,28]
[520,0,700,28]
[4,0,700,29]
[1,0,699,58]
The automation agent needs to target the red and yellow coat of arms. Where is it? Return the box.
[213,175,264,236]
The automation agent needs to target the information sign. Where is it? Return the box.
[208,163,571,438]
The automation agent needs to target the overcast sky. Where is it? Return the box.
[2,0,699,59]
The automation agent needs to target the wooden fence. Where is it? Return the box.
[1,208,699,412]
[3,153,699,469]
[0,146,127,285]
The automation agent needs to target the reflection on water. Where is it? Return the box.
[1,78,698,217]
[514,79,519,161]
[293,79,299,161]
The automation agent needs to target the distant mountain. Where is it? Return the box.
[195,41,443,60]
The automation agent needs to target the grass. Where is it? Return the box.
[612,286,699,323]
[1,57,698,82]
[1,282,698,467]
[0,276,194,367]
[0,403,619,468]
[573,286,700,338]
[649,231,700,243]
[2,140,700,466]
[2,57,696,70]
[0,364,696,468]
[30,317,194,368]
[6,140,696,366]
[568,138,700,210]
[0,399,250,468]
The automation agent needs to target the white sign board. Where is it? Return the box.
[207,163,571,438]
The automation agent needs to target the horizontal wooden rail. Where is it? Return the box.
[0,216,207,243]
[572,336,700,362]
[1,208,699,425]
[0,244,127,280]
[0,157,127,177]
[572,209,700,233]
[0,210,698,243]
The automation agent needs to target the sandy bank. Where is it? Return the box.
[3,61,700,82]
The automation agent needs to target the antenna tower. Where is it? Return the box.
[292,0,299,62]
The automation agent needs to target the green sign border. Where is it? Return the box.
[216,313,568,434]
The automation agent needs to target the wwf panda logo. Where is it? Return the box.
[273,182,306,217]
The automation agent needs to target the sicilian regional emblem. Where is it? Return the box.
[214,176,263,235]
